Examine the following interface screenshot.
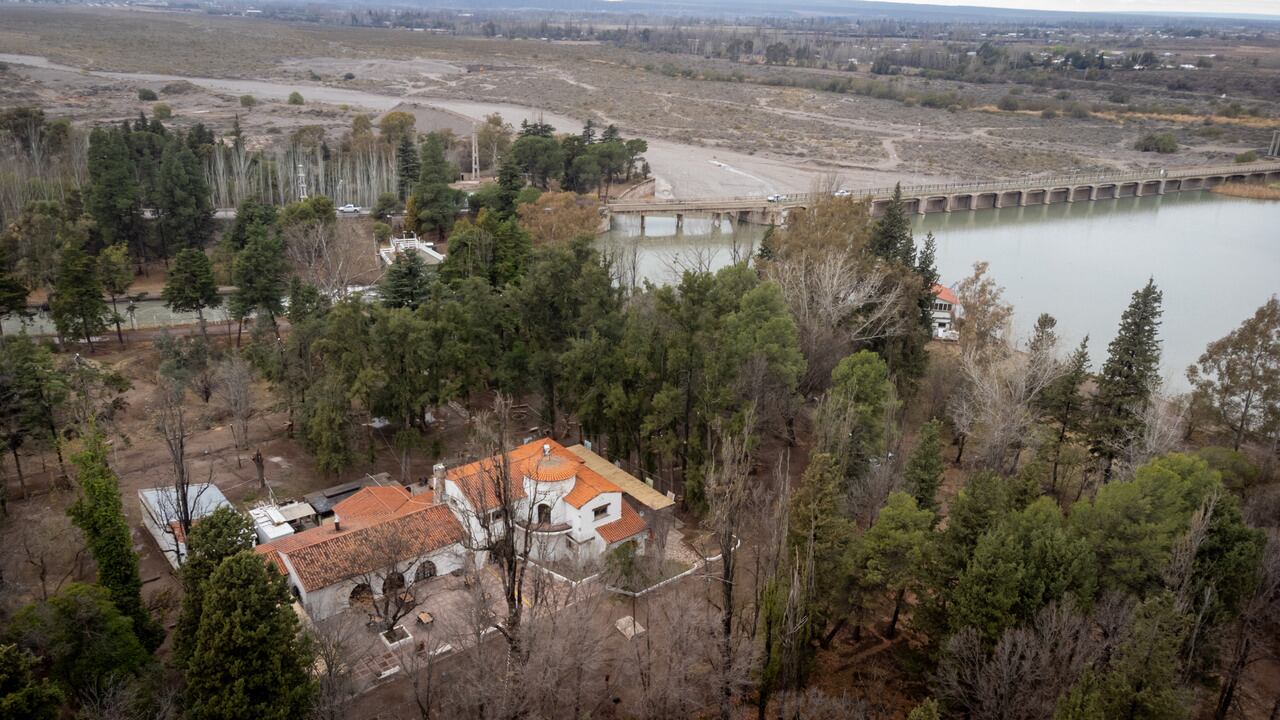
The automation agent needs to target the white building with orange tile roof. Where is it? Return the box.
[440,438,648,565]
[256,484,468,621]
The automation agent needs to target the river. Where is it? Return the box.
[601,190,1280,387]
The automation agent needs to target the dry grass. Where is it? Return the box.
[1211,181,1280,200]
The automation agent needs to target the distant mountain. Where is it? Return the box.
[367,0,1280,23]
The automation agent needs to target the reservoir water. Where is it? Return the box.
[601,190,1280,387]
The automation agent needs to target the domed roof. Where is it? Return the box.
[522,453,577,483]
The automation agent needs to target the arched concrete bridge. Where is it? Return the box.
[606,161,1280,230]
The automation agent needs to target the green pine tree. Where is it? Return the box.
[868,183,914,264]
[229,231,287,341]
[396,134,420,200]
[0,643,62,720]
[185,552,316,720]
[855,491,933,638]
[1091,279,1163,480]
[51,239,108,352]
[6,583,150,693]
[379,249,432,310]
[173,506,256,667]
[163,247,221,339]
[787,453,854,638]
[905,419,946,515]
[155,134,214,257]
[1041,336,1090,491]
[67,430,164,651]
[85,127,143,254]
[97,244,133,346]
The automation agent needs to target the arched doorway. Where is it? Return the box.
[414,560,437,583]
[349,583,373,609]
[382,571,406,596]
[537,503,552,525]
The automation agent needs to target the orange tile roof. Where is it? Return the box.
[256,486,463,592]
[931,284,959,306]
[563,464,621,509]
[596,500,647,545]
[448,439,623,511]
[331,485,435,529]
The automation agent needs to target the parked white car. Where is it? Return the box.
[833,189,852,197]
[338,204,361,214]
[766,194,784,203]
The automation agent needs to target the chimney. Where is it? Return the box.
[432,462,446,491]
[542,443,551,457]
[333,516,342,532]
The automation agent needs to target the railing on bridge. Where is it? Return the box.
[607,161,1280,213]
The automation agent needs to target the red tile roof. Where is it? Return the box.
[256,486,462,592]
[447,439,623,511]
[596,500,647,545]
[931,284,959,306]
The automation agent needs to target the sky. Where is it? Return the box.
[863,0,1279,16]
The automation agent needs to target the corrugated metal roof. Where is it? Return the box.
[565,445,674,511]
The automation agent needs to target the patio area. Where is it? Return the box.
[326,566,570,692]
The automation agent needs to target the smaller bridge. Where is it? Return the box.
[606,161,1280,229]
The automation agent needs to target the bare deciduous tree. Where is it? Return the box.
[702,413,760,720]
[765,249,909,392]
[1214,537,1280,720]
[283,220,367,298]
[954,261,1014,360]
[934,602,1106,720]
[950,347,1062,474]
[214,355,254,453]
[150,376,213,565]
[450,394,555,662]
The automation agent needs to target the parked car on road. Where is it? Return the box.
[766,194,784,202]
[833,189,852,197]
[338,204,360,214]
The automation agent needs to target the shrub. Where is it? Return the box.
[1041,108,1058,119]
[997,95,1020,111]
[1066,102,1092,119]
[137,88,158,101]
[1234,150,1258,163]
[287,91,304,105]
[161,80,198,95]
[342,72,355,80]
[152,103,172,120]
[1108,90,1131,104]
[1134,132,1177,154]
[240,94,256,107]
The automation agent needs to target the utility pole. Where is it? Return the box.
[471,125,481,180]
[296,162,308,200]
[1268,130,1280,158]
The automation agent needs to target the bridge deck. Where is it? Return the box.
[606,161,1280,214]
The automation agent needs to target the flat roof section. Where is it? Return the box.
[565,444,674,512]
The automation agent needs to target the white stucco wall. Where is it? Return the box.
[286,544,467,622]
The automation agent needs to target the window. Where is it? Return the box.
[537,504,552,525]
[415,561,437,583]
[593,505,609,520]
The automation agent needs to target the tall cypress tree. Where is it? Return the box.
[395,134,419,200]
[67,430,164,651]
[185,552,316,720]
[1091,279,1163,480]
[155,134,214,257]
[173,506,255,667]
[904,419,946,516]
